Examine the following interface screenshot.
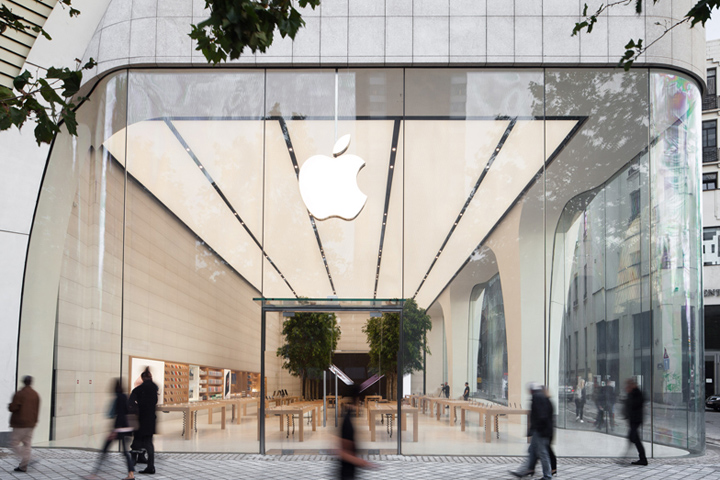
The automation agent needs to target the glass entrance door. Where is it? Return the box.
[258,298,408,455]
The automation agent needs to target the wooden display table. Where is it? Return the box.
[364,395,383,417]
[428,398,468,424]
[459,403,529,443]
[418,395,438,414]
[156,401,227,441]
[266,400,323,442]
[220,397,259,424]
[367,402,418,442]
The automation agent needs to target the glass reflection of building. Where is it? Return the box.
[470,275,508,404]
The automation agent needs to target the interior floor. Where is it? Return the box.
[39,405,688,458]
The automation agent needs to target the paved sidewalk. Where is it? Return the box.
[3,448,720,480]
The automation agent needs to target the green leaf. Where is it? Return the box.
[0,85,14,100]
[34,117,57,145]
[9,106,27,127]
[13,71,32,91]
[38,78,65,105]
[61,109,78,136]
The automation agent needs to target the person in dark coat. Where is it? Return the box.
[8,375,40,473]
[87,379,135,480]
[624,378,647,466]
[463,382,470,401]
[338,385,372,479]
[130,368,158,474]
[594,382,607,430]
[511,383,553,479]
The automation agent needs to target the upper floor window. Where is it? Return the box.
[705,68,717,110]
[704,173,718,191]
[704,227,720,265]
[630,189,641,222]
[704,120,717,163]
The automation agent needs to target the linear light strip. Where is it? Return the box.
[276,117,337,296]
[421,117,589,309]
[163,118,298,297]
[412,118,518,299]
[373,119,401,298]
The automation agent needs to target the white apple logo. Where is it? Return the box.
[298,134,367,221]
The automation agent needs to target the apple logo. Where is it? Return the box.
[298,134,367,221]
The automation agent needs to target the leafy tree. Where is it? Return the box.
[362,299,432,400]
[0,0,96,145]
[573,0,718,70]
[190,0,320,64]
[1,0,320,145]
[276,311,340,399]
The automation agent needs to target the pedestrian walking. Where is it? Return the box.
[7,375,40,473]
[338,385,372,479]
[510,383,554,479]
[129,368,158,475]
[574,378,585,422]
[605,380,616,429]
[594,381,606,430]
[463,382,470,401]
[624,378,647,466]
[85,379,136,480]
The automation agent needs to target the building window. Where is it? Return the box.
[583,264,588,299]
[704,120,717,163]
[704,173,718,191]
[704,227,720,265]
[629,189,641,222]
[573,275,579,307]
[705,68,717,110]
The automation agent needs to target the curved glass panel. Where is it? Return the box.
[19,67,702,457]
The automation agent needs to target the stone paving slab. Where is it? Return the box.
[2,448,720,480]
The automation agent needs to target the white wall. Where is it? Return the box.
[0,0,110,437]
[82,0,706,85]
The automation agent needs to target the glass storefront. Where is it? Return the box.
[18,68,703,456]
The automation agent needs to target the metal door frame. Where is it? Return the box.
[258,299,405,455]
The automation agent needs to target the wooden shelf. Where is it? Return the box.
[163,363,189,404]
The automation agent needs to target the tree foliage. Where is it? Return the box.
[573,0,718,71]
[1,0,320,145]
[0,0,94,145]
[362,299,432,400]
[276,311,340,399]
[190,0,320,64]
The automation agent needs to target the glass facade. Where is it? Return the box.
[18,68,703,456]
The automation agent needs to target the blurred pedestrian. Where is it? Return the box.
[463,382,470,401]
[624,378,647,466]
[594,381,606,430]
[7,375,40,473]
[511,383,553,479]
[86,379,135,480]
[129,368,158,475]
[442,382,450,398]
[606,380,616,429]
[574,378,585,423]
[338,385,372,479]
